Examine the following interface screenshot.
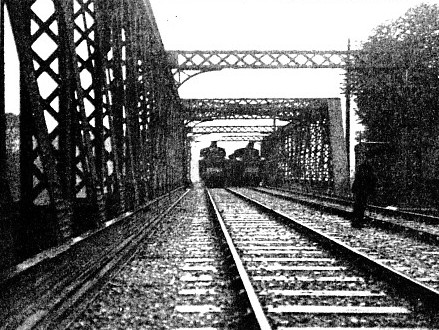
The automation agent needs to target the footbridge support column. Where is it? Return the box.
[328,99,349,195]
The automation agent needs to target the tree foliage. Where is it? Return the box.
[351,3,439,145]
[350,4,439,206]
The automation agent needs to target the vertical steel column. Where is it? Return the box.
[328,98,349,194]
[303,113,312,186]
[95,0,125,213]
[7,0,73,243]
[109,4,128,209]
[55,0,75,214]
[149,55,164,196]
[124,1,141,206]
[133,12,149,202]
[139,50,154,199]
[59,0,105,226]
[81,0,106,213]
[345,39,351,182]
[143,32,158,198]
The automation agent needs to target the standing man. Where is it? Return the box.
[351,158,377,228]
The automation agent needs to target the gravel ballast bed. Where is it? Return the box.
[70,188,242,329]
[238,188,439,290]
[211,189,435,329]
[259,186,439,235]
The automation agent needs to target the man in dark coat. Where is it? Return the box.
[351,159,377,228]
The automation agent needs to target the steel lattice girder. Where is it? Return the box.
[168,50,353,86]
[261,98,348,193]
[192,126,276,134]
[4,0,186,244]
[183,98,330,122]
[168,50,351,69]
[215,135,268,142]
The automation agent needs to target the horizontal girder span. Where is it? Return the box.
[183,98,331,122]
[216,135,267,142]
[191,134,268,142]
[191,126,276,134]
[168,50,351,70]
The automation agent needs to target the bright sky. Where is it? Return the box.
[150,0,439,50]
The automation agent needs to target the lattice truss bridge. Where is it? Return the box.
[0,0,351,250]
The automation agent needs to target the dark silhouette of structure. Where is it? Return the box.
[199,141,227,187]
[228,142,262,186]
[232,141,259,160]
[351,159,377,227]
[200,141,226,160]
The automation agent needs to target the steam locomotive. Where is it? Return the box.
[198,141,227,187]
[199,141,264,187]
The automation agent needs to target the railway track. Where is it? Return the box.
[0,187,188,330]
[256,186,439,245]
[205,187,439,329]
[238,187,439,291]
[13,185,439,328]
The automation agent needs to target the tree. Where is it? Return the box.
[349,4,439,206]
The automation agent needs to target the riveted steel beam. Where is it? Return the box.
[169,50,354,86]
[192,126,276,134]
[216,135,268,142]
[169,50,351,70]
[3,0,187,259]
[183,98,330,122]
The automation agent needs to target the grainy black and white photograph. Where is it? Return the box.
[1,0,439,329]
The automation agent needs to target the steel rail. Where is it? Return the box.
[205,188,272,330]
[257,187,439,246]
[56,188,193,330]
[269,185,439,225]
[227,187,439,314]
[1,187,189,330]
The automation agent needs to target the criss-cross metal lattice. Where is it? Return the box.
[192,125,276,134]
[183,98,329,122]
[168,50,352,86]
[2,0,187,248]
[262,109,333,188]
[216,135,267,142]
